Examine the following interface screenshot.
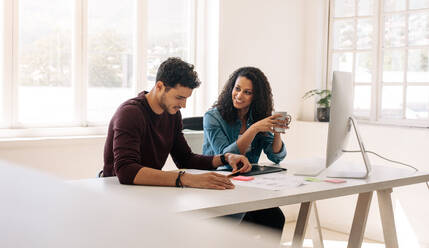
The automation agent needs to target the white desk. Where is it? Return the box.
[72,164,429,248]
[0,162,279,248]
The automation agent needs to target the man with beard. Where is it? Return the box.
[103,57,251,189]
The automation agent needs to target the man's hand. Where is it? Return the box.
[181,172,235,190]
[226,153,252,173]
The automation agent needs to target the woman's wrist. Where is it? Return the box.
[249,124,260,134]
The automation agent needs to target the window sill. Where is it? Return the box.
[0,126,107,141]
[296,119,429,129]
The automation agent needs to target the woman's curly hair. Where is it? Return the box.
[214,67,273,124]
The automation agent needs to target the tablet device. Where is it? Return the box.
[222,164,286,176]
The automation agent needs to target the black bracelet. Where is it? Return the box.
[220,154,228,165]
[175,171,186,188]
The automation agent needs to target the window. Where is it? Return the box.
[0,0,3,125]
[147,0,195,117]
[328,0,429,126]
[18,0,73,124]
[87,0,135,123]
[0,0,199,134]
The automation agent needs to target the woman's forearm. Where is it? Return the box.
[236,126,259,154]
[272,133,283,153]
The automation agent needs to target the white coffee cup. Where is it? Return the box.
[273,111,292,133]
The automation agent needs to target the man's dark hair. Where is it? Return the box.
[214,67,273,124]
[156,57,201,89]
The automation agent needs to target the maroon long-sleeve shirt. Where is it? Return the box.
[103,91,214,184]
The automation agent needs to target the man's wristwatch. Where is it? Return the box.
[220,154,228,165]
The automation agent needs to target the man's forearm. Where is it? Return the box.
[133,167,179,186]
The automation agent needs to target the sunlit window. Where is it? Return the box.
[147,0,193,88]
[147,0,194,118]
[0,0,199,133]
[329,0,429,125]
[0,0,3,125]
[18,0,73,124]
[87,0,135,123]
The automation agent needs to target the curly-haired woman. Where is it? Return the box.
[202,66,289,237]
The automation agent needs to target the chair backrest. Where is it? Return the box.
[182,116,203,131]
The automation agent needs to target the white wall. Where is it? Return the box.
[218,0,304,116]
[0,137,105,179]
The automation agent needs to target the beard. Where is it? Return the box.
[159,92,180,114]
[159,92,169,112]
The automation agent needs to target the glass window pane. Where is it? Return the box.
[332,52,353,72]
[381,85,403,118]
[147,0,193,117]
[384,0,406,12]
[409,13,429,46]
[334,0,355,17]
[0,0,3,124]
[87,0,135,123]
[408,49,429,83]
[384,14,406,47]
[18,0,73,124]
[358,0,375,16]
[354,85,371,117]
[383,49,405,82]
[355,52,373,82]
[406,86,429,119]
[409,0,429,9]
[333,20,355,50]
[147,0,192,88]
[357,18,374,49]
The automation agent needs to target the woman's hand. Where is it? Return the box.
[251,114,289,133]
[226,153,252,173]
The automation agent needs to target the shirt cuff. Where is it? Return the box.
[265,142,287,164]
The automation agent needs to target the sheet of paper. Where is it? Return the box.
[231,173,304,190]
[184,169,304,191]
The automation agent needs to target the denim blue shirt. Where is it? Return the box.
[203,108,286,164]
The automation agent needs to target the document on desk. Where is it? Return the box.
[184,169,304,191]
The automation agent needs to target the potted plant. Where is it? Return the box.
[303,89,332,122]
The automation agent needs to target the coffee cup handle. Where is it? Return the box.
[285,114,292,125]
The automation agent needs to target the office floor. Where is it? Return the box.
[280,221,384,248]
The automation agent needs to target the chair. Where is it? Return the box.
[182,116,203,131]
[182,116,204,154]
[97,170,104,178]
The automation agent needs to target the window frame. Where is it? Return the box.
[327,0,429,127]
[0,0,200,134]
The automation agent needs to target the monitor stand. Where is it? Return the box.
[327,117,372,179]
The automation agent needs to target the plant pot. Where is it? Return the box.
[317,107,330,122]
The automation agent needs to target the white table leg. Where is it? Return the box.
[292,201,324,248]
[377,188,399,248]
[292,202,311,248]
[347,191,373,248]
[309,201,324,248]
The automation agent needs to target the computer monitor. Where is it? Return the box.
[325,71,372,178]
[293,71,372,178]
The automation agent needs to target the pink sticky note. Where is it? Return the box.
[324,179,346,183]
[232,176,254,181]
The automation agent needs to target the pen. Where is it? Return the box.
[227,171,241,178]
[227,161,244,177]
